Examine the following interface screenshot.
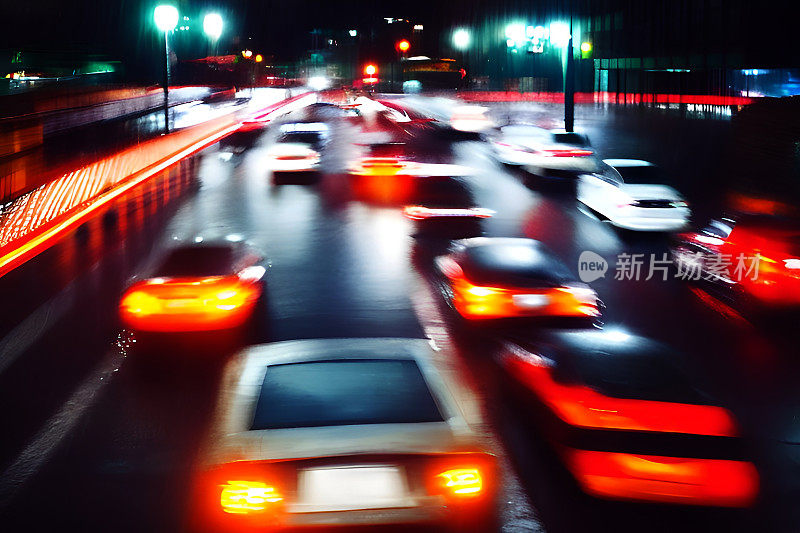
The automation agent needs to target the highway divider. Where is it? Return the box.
[0,90,317,278]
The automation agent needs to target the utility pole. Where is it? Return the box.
[564,15,575,132]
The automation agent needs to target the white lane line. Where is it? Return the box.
[0,333,131,510]
[0,281,78,376]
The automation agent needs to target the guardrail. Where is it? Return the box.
[0,90,316,278]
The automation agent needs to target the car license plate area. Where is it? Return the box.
[512,294,551,309]
[295,466,410,512]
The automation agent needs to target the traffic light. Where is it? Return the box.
[580,42,592,59]
[397,39,410,53]
[364,64,377,76]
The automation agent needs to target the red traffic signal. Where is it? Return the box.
[397,39,410,53]
[364,64,377,76]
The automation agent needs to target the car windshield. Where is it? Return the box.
[251,359,444,430]
[155,246,235,278]
[613,165,664,184]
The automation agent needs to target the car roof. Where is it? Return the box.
[152,240,258,278]
[451,238,575,288]
[603,159,655,168]
[508,329,715,405]
[500,124,549,136]
[197,338,484,465]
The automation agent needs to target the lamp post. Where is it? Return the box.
[154,5,179,133]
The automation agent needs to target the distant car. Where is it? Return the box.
[119,241,266,332]
[577,159,690,231]
[434,238,600,321]
[672,214,800,309]
[349,142,417,177]
[189,338,497,532]
[276,122,329,151]
[492,125,600,178]
[403,177,493,237]
[497,329,758,508]
[266,123,327,182]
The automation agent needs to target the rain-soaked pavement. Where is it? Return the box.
[0,94,797,532]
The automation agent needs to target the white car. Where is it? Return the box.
[189,338,497,532]
[577,159,690,231]
[492,125,601,177]
[265,142,321,173]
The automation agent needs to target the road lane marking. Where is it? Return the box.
[0,333,131,510]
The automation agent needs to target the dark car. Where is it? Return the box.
[434,237,600,322]
[119,239,266,333]
[404,177,493,238]
[498,328,758,507]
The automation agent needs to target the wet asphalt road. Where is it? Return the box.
[0,95,798,532]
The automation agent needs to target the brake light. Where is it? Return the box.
[503,344,738,436]
[402,206,494,220]
[119,275,260,331]
[565,450,758,507]
[273,153,317,161]
[436,468,483,496]
[543,148,593,157]
[438,258,599,319]
[220,480,283,514]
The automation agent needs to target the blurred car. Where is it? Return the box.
[491,125,600,178]
[266,123,326,182]
[434,238,600,321]
[403,177,494,238]
[449,105,493,133]
[672,214,800,309]
[189,337,497,532]
[349,142,417,177]
[497,329,758,507]
[276,122,329,151]
[119,240,266,332]
[577,159,690,231]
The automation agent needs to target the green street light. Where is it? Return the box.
[154,5,179,32]
[203,13,223,40]
[452,28,471,50]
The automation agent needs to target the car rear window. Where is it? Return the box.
[412,178,475,207]
[156,246,235,278]
[278,132,322,145]
[552,132,590,147]
[251,359,444,430]
[614,165,663,184]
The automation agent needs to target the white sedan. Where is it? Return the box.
[491,125,601,177]
[577,159,690,231]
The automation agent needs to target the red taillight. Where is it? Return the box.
[119,275,260,332]
[273,154,316,161]
[190,462,287,532]
[503,344,738,437]
[543,148,593,157]
[435,468,483,497]
[565,449,758,507]
[425,455,494,504]
[220,480,283,514]
[438,257,599,319]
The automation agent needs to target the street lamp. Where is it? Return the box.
[154,5,178,133]
[452,28,470,50]
[203,13,223,40]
